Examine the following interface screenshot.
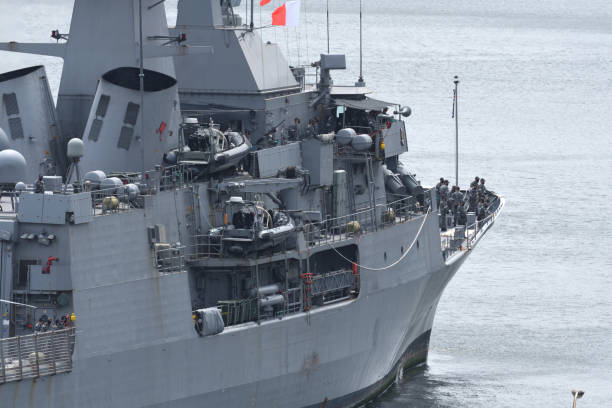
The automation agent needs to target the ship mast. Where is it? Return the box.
[454,76,459,187]
[355,0,365,87]
[326,0,330,53]
[138,0,146,175]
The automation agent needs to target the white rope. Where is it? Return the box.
[0,299,37,309]
[326,208,431,271]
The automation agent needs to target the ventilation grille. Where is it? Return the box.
[123,102,140,126]
[8,117,24,140]
[88,118,103,142]
[96,95,111,118]
[117,126,133,150]
[3,93,19,116]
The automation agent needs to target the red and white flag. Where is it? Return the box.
[260,0,272,5]
[272,0,301,27]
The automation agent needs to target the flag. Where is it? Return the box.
[272,0,301,26]
[260,0,271,5]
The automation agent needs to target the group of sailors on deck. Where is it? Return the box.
[436,176,491,231]
[32,314,72,332]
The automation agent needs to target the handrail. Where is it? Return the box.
[0,328,75,385]
[306,194,429,247]
[441,194,503,259]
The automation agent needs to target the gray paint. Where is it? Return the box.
[0,65,59,181]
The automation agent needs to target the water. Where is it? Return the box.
[1,1,611,407]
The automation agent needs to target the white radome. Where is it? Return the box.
[67,138,85,159]
[0,149,27,184]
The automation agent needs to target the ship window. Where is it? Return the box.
[96,95,111,118]
[8,117,24,140]
[88,118,103,141]
[123,102,140,126]
[117,126,133,150]
[3,93,19,116]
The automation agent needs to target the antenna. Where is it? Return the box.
[355,0,365,87]
[453,76,459,187]
[326,0,330,53]
[138,0,145,175]
[250,0,255,30]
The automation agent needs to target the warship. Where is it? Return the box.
[0,1,503,407]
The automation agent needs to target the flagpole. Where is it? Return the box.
[326,0,330,53]
[359,0,363,82]
[139,0,145,176]
[355,0,365,86]
[454,76,459,187]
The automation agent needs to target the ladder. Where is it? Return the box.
[345,164,357,214]
[365,155,377,230]
[12,292,28,330]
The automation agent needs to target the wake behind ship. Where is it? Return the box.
[0,1,503,406]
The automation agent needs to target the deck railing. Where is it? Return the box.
[153,245,186,274]
[305,195,429,247]
[0,328,75,384]
[186,195,430,260]
[188,235,223,260]
[441,194,503,260]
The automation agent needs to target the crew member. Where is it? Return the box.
[34,175,44,193]
[478,178,487,195]
[470,176,480,189]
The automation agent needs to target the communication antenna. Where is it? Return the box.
[138,0,146,175]
[326,0,330,53]
[355,0,365,87]
[453,76,459,187]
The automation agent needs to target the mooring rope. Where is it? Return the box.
[326,208,431,271]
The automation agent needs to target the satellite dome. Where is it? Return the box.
[0,127,9,151]
[0,149,27,185]
[15,181,26,192]
[67,138,84,159]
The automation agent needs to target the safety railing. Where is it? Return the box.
[90,187,137,215]
[91,165,194,216]
[139,164,194,193]
[465,195,503,249]
[188,235,224,259]
[217,298,258,326]
[441,194,503,260]
[153,244,186,274]
[0,328,75,384]
[305,195,430,247]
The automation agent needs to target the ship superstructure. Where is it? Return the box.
[0,1,503,407]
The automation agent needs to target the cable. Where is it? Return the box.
[325,208,431,271]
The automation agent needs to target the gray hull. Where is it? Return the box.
[0,212,470,408]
